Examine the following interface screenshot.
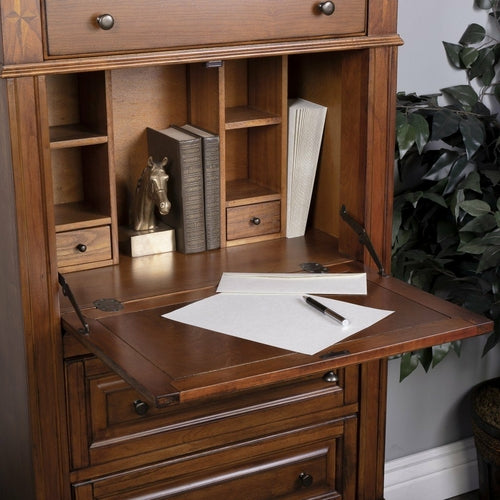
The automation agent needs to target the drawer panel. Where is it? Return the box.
[73,418,355,499]
[56,226,112,268]
[65,357,359,471]
[44,0,367,56]
[226,201,281,240]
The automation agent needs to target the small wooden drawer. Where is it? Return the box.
[65,357,359,472]
[56,226,112,268]
[72,417,355,499]
[43,0,367,57]
[226,201,281,240]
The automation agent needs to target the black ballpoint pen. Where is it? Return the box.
[303,296,350,327]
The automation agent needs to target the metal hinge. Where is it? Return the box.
[58,273,90,334]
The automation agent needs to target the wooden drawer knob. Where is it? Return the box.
[96,14,115,30]
[318,2,335,15]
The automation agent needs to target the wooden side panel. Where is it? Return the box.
[338,50,369,262]
[0,0,43,64]
[7,76,70,499]
[0,72,37,500]
[357,359,388,500]
[364,46,398,273]
[338,46,397,273]
[367,0,399,35]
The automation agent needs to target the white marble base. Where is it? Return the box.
[119,224,176,257]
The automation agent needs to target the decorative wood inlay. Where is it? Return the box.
[2,0,42,64]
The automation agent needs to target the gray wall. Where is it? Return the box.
[386,0,500,461]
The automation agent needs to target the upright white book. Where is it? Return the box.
[286,98,327,238]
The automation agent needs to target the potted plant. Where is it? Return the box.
[392,1,499,496]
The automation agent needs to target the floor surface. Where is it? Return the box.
[446,491,479,500]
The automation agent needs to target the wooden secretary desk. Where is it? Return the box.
[0,1,493,499]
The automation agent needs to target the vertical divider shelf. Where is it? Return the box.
[47,70,118,272]
[222,56,287,246]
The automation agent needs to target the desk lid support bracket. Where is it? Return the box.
[58,272,90,334]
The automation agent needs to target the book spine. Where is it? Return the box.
[202,137,221,250]
[178,140,206,253]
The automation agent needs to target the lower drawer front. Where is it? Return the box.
[226,201,281,240]
[56,226,112,268]
[72,419,353,499]
[65,357,358,472]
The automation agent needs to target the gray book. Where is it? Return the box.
[176,124,221,250]
[147,126,206,253]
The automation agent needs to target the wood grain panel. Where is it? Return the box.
[0,0,43,63]
[43,0,367,56]
[8,76,70,499]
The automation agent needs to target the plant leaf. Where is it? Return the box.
[431,109,460,140]
[423,150,459,181]
[431,343,455,367]
[400,352,419,381]
[459,116,485,159]
[422,192,448,208]
[458,237,488,254]
[460,213,497,233]
[459,199,492,216]
[481,228,500,245]
[443,42,465,69]
[468,47,496,84]
[477,245,500,271]
[475,0,494,10]
[460,47,479,68]
[396,111,415,158]
[441,85,479,110]
[483,327,500,356]
[408,113,430,153]
[443,156,474,196]
[451,189,466,219]
[459,23,486,45]
[417,348,433,372]
[458,171,482,193]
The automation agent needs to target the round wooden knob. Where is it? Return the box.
[299,472,313,487]
[76,244,87,253]
[133,399,149,416]
[250,217,261,225]
[318,2,335,15]
[97,14,115,30]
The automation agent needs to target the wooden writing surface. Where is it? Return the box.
[62,260,492,408]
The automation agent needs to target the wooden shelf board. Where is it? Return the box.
[225,106,281,130]
[225,179,280,204]
[54,202,112,232]
[50,124,108,149]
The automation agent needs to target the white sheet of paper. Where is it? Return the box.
[163,293,393,355]
[216,272,367,295]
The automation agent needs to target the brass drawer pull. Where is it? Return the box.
[96,14,115,30]
[318,2,335,15]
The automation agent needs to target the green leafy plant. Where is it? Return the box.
[392,0,500,380]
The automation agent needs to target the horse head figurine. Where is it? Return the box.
[132,156,171,231]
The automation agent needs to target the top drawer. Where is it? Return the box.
[43,0,367,57]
